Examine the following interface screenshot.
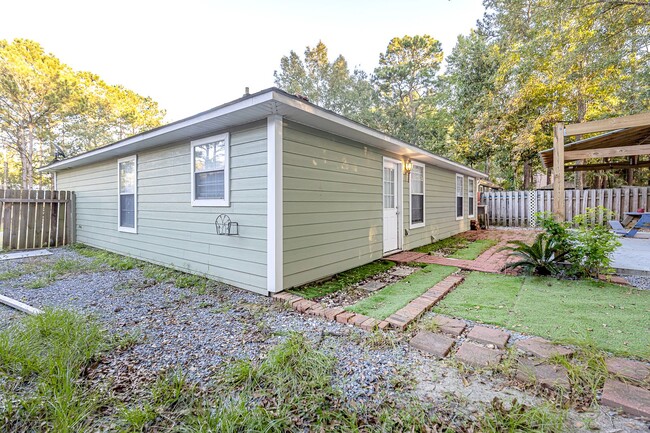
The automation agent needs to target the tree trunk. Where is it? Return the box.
[627,156,635,185]
[523,160,533,190]
[574,97,587,190]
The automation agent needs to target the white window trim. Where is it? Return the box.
[468,177,476,218]
[117,155,137,234]
[455,173,464,221]
[409,161,425,229]
[191,133,230,207]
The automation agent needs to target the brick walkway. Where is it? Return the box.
[387,229,538,274]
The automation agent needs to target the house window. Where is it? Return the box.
[410,162,425,228]
[456,174,464,220]
[191,133,229,206]
[468,177,476,218]
[118,155,137,233]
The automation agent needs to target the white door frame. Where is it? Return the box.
[382,157,403,254]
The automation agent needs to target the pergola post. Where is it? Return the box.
[552,122,565,221]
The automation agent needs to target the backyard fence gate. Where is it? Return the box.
[0,190,76,251]
[482,187,650,227]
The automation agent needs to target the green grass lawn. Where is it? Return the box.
[449,239,498,260]
[412,235,468,254]
[346,264,458,320]
[289,260,395,299]
[434,272,650,359]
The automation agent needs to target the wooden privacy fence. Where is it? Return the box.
[0,190,75,251]
[482,187,650,227]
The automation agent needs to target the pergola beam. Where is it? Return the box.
[564,112,650,136]
[565,159,650,172]
[552,123,565,221]
[564,143,650,161]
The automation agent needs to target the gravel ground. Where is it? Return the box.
[625,274,650,290]
[1,248,648,432]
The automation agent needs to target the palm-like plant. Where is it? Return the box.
[501,234,570,276]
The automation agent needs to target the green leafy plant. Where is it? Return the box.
[502,233,569,276]
[570,207,621,277]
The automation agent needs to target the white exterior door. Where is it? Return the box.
[383,160,400,253]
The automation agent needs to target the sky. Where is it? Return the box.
[1,0,485,121]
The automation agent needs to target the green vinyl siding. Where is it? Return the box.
[57,122,268,294]
[282,122,472,289]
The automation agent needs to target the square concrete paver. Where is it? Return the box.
[467,326,510,349]
[390,267,417,277]
[515,359,570,391]
[431,316,466,336]
[606,357,650,383]
[601,379,650,419]
[409,331,455,359]
[455,341,504,368]
[514,337,573,358]
[359,281,387,292]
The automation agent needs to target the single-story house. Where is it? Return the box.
[41,88,486,295]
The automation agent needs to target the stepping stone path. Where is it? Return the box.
[456,341,504,368]
[390,267,417,277]
[409,331,455,359]
[601,379,650,419]
[358,281,387,292]
[467,325,510,349]
[431,316,466,336]
[515,359,570,391]
[514,337,574,358]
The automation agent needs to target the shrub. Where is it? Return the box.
[570,207,621,277]
[502,233,569,276]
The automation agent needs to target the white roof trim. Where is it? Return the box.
[40,88,486,179]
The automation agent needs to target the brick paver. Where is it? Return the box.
[515,359,570,391]
[514,337,573,358]
[385,274,465,330]
[467,326,510,349]
[324,307,346,321]
[294,299,318,313]
[385,251,427,263]
[431,316,466,336]
[335,311,356,324]
[409,331,455,358]
[455,341,504,368]
[606,357,650,383]
[601,379,650,419]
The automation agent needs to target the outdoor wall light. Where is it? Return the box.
[404,159,413,175]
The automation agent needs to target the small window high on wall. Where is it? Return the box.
[191,133,229,206]
[456,174,464,220]
[410,162,425,228]
[118,155,137,233]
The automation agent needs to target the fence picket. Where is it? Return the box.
[480,187,649,227]
[0,190,75,251]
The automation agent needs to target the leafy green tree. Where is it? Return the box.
[373,35,445,148]
[274,41,375,124]
[0,39,166,188]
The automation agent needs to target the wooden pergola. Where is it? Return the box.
[539,112,650,220]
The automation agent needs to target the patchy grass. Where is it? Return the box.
[346,264,458,320]
[449,239,497,260]
[434,272,650,359]
[413,235,469,254]
[0,268,24,281]
[70,243,139,270]
[480,398,566,433]
[289,260,395,299]
[0,309,110,432]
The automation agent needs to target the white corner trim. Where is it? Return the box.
[190,133,230,207]
[117,155,138,234]
[267,115,283,293]
[409,161,426,229]
[455,173,464,221]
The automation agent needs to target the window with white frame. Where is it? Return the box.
[410,163,425,227]
[455,174,464,220]
[118,155,137,233]
[468,177,475,218]
[191,133,229,206]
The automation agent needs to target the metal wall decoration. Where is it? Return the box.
[215,214,239,236]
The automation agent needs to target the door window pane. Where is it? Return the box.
[383,167,395,209]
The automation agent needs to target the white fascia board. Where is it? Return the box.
[39,91,275,172]
[271,90,487,179]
